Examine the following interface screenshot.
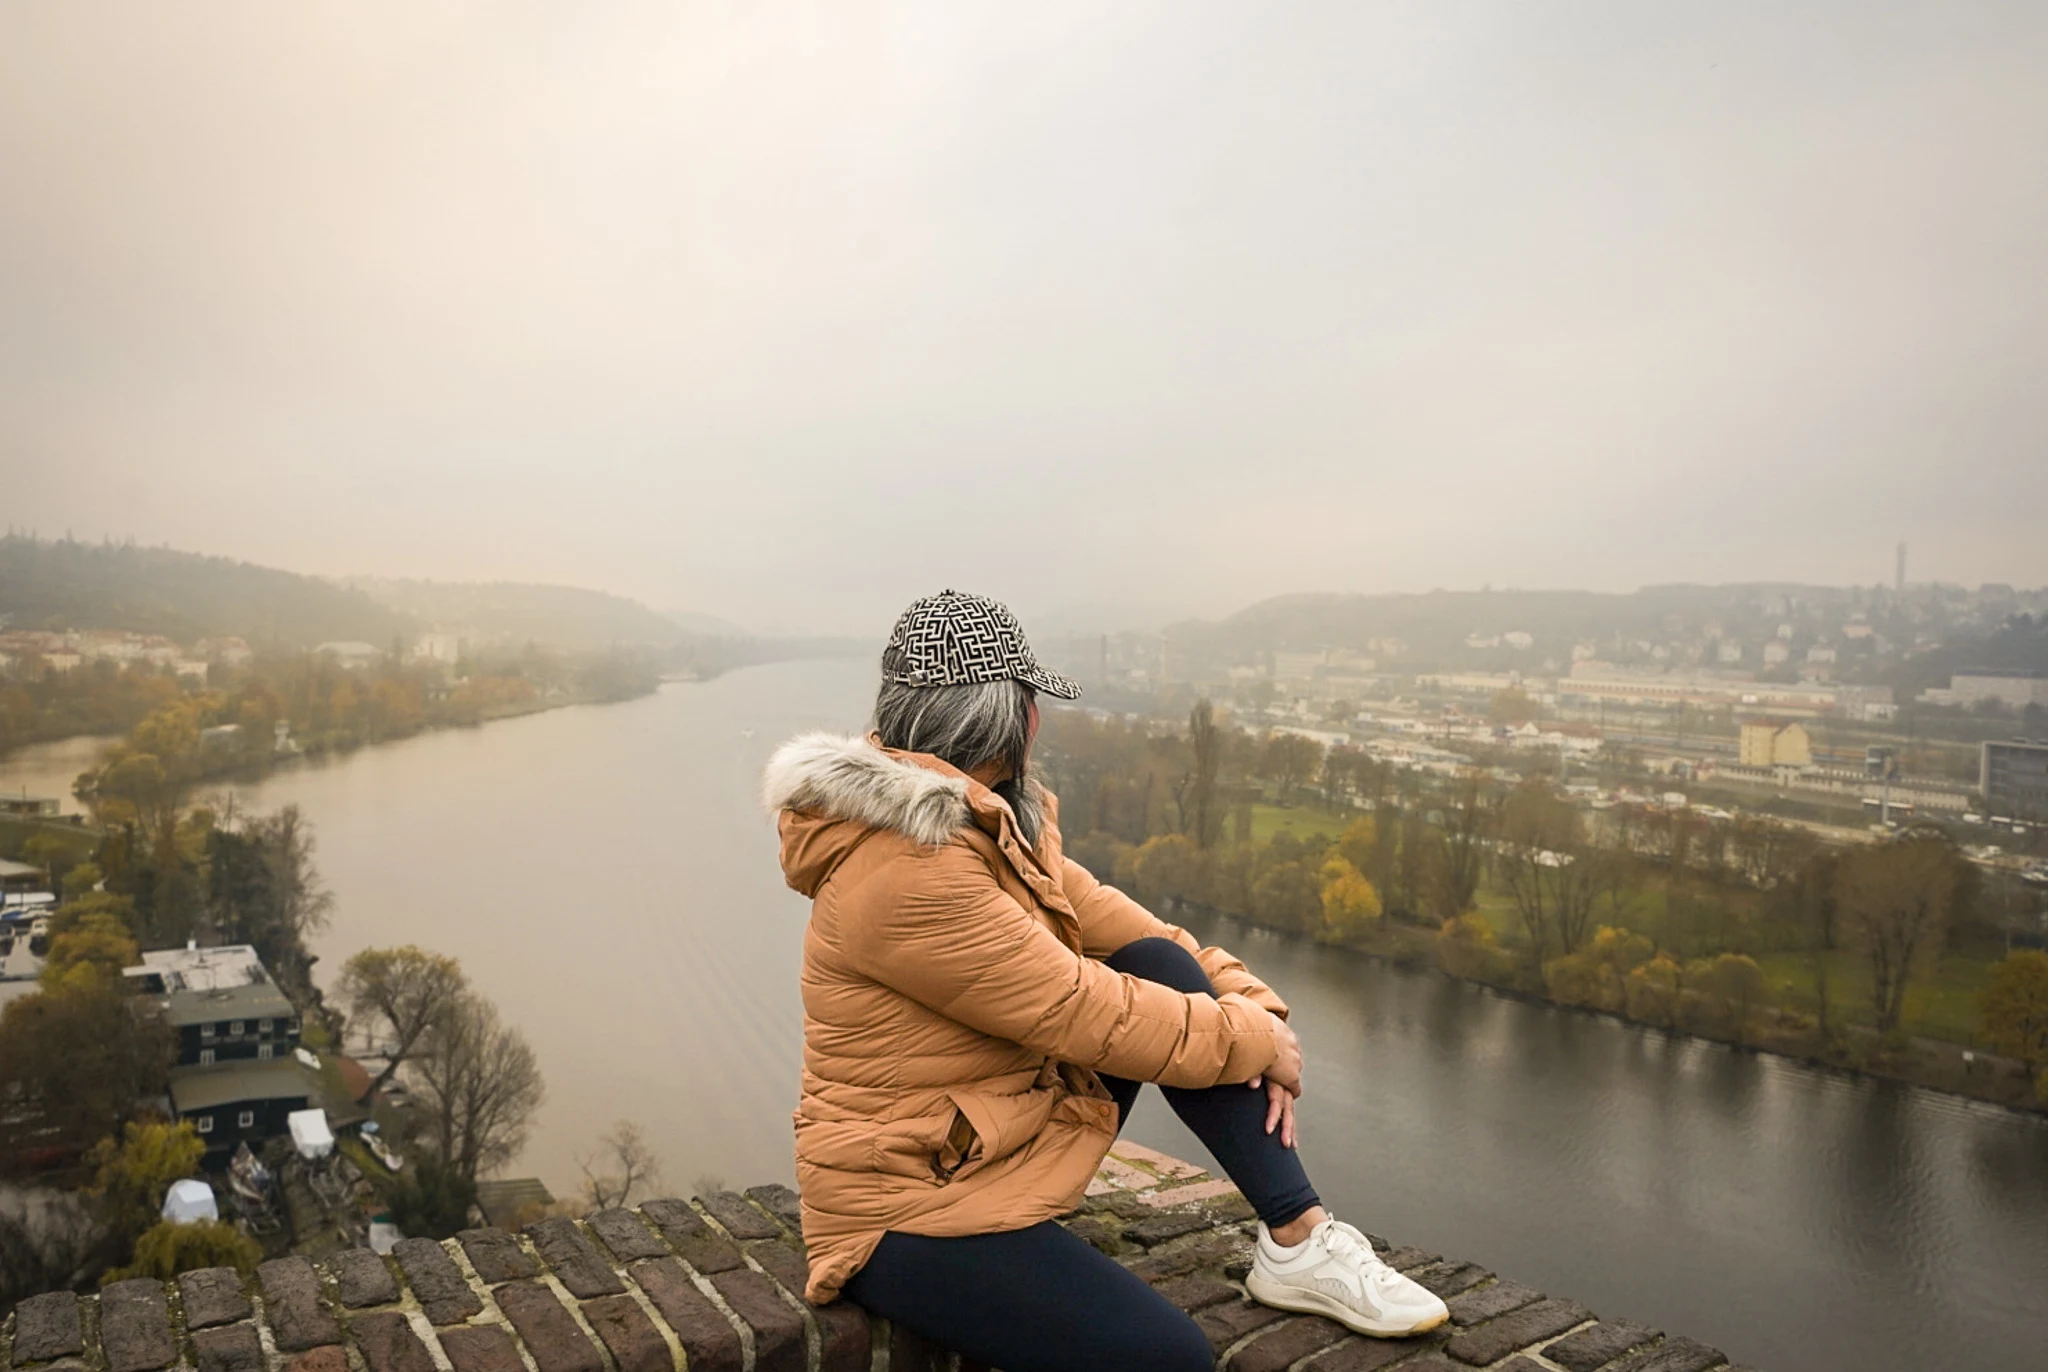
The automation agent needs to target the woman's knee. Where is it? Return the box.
[1107,936,1212,994]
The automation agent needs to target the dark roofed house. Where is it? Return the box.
[475,1177,556,1229]
[126,943,302,1068]
[167,1058,314,1158]
[0,795,62,819]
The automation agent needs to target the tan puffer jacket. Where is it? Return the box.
[764,732,1288,1304]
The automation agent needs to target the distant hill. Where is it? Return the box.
[1156,582,2048,688]
[344,577,687,652]
[0,536,412,648]
[662,608,750,639]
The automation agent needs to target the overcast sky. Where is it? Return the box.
[3,2,2044,636]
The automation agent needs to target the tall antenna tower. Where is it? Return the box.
[1895,541,1907,594]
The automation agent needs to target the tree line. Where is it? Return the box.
[1037,701,2048,1105]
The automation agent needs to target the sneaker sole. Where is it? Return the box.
[1244,1271,1450,1339]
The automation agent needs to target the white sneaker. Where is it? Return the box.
[1245,1217,1450,1338]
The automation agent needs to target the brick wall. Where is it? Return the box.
[1,1146,1759,1372]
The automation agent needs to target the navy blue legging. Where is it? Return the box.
[839,937,1322,1372]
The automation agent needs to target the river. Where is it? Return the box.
[9,660,2042,1370]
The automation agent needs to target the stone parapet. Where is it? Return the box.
[2,1146,1758,1372]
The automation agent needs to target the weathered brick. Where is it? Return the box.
[1109,1141,1208,1179]
[586,1209,669,1263]
[1125,1231,1247,1283]
[887,1323,950,1372]
[1444,1299,1590,1367]
[11,1291,84,1362]
[627,1259,742,1372]
[492,1281,602,1372]
[638,1198,744,1273]
[1415,1262,1492,1298]
[1608,1336,1729,1372]
[1138,1179,1247,1210]
[742,1183,802,1233]
[1377,1245,1438,1273]
[325,1249,401,1308]
[178,1269,253,1331]
[284,1348,349,1372]
[1151,1275,1239,1312]
[1227,1315,1352,1372]
[258,1258,343,1352]
[578,1295,670,1372]
[1082,1190,1152,1221]
[456,1229,534,1285]
[813,1300,869,1372]
[1547,1320,1661,1372]
[706,1268,805,1372]
[697,1191,780,1242]
[350,1312,437,1372]
[742,1242,867,1372]
[1301,1337,1445,1371]
[99,1279,176,1372]
[1124,1211,1213,1247]
[190,1323,264,1372]
[438,1326,525,1372]
[1495,1359,1552,1372]
[1446,1279,1542,1326]
[392,1239,484,1326]
[1193,1298,1289,1355]
[524,1218,625,1298]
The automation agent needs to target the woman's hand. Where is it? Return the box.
[1248,1013,1303,1146]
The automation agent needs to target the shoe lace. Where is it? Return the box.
[1321,1220,1405,1288]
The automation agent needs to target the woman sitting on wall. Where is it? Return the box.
[764,589,1447,1372]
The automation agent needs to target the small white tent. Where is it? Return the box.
[288,1108,334,1160]
[162,1178,219,1224]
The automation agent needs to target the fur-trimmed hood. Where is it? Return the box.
[763,731,972,848]
[763,731,1047,898]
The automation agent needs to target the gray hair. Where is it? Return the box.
[874,677,1046,847]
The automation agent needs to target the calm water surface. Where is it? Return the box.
[20,661,2041,1371]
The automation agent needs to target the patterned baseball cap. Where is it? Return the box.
[881,589,1082,699]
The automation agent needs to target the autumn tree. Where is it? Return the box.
[1494,782,1603,964]
[1834,829,1968,1034]
[1318,855,1382,943]
[412,992,546,1184]
[205,805,333,1004]
[1693,953,1768,1042]
[1186,699,1224,849]
[0,989,175,1171]
[1128,835,1206,911]
[1258,734,1322,802]
[88,1121,206,1261]
[337,946,469,1103]
[1978,949,2048,1077]
[578,1120,667,1212]
[109,1220,262,1281]
[1429,770,1491,921]
[38,911,140,995]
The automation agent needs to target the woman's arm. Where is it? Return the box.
[1060,857,1291,1022]
[837,844,1281,1089]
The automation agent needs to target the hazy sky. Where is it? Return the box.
[4,2,2044,635]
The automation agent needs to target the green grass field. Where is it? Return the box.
[1248,802,1357,844]
[0,816,99,868]
[1751,949,1995,1046]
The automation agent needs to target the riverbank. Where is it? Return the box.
[1175,898,2048,1118]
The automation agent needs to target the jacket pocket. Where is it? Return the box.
[868,1110,961,1183]
[941,1084,1062,1182]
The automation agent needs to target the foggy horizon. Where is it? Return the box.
[5,2,2045,636]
